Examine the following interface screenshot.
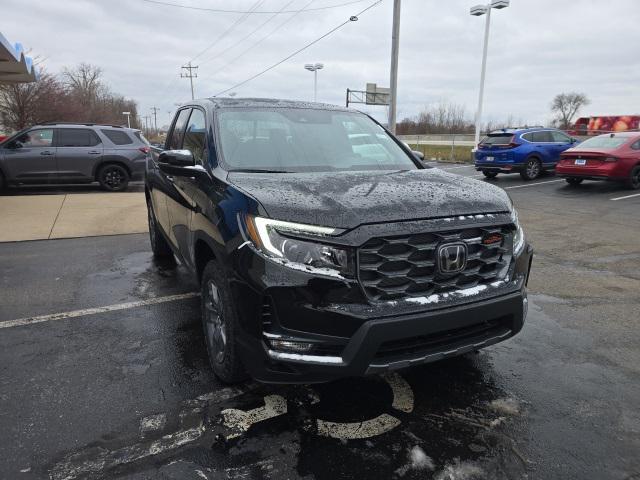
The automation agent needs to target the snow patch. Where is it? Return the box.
[395,446,435,477]
[434,460,485,480]
[489,398,521,416]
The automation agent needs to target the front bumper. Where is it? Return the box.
[230,233,533,383]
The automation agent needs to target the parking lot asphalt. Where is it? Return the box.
[1,167,639,479]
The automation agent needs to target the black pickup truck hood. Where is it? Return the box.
[227,168,511,230]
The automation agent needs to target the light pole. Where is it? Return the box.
[304,63,324,102]
[122,111,131,128]
[470,0,509,148]
[388,0,401,134]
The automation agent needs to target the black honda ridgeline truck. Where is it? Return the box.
[145,98,533,384]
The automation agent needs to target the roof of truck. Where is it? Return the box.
[205,97,350,112]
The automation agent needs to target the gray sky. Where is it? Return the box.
[3,0,639,128]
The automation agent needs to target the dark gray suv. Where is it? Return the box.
[0,123,151,192]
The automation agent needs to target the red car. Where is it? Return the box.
[556,132,640,189]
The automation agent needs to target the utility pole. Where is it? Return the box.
[143,115,151,135]
[388,0,401,134]
[181,62,198,100]
[150,106,159,134]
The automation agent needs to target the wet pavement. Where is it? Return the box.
[1,167,639,479]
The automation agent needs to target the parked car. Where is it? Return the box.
[556,132,640,189]
[0,123,151,192]
[145,98,533,384]
[474,127,578,180]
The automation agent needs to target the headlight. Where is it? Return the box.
[243,215,354,276]
[511,209,525,255]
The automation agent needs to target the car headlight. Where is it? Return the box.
[511,209,525,256]
[243,215,354,276]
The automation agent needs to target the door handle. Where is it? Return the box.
[40,151,54,156]
[88,150,101,155]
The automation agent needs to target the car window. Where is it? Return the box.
[577,135,630,149]
[218,109,417,172]
[183,109,206,164]
[551,131,571,143]
[14,129,54,148]
[630,140,640,150]
[480,134,512,146]
[134,131,150,145]
[531,131,553,142]
[57,129,101,147]
[521,132,534,142]
[167,109,192,150]
[101,129,133,145]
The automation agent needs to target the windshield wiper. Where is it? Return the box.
[228,168,292,173]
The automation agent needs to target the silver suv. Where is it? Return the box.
[0,123,151,192]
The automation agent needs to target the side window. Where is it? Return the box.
[551,131,570,143]
[57,129,101,147]
[167,109,192,150]
[521,133,534,142]
[531,131,553,143]
[631,140,640,150]
[183,109,206,164]
[14,129,54,148]
[101,129,133,145]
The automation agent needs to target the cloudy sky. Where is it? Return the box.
[3,0,639,128]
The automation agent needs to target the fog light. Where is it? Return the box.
[268,339,314,353]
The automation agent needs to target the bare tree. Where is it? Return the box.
[551,92,590,129]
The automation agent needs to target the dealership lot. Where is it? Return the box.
[1,168,639,479]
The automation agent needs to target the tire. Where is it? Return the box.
[0,170,5,192]
[520,157,542,181]
[201,261,247,383]
[566,177,583,186]
[147,201,172,258]
[482,170,498,179]
[626,166,640,190]
[98,164,129,192]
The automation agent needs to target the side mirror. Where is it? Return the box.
[411,150,425,161]
[158,149,195,167]
[570,137,578,143]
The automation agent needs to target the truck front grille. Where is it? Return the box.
[358,225,513,301]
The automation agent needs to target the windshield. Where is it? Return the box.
[217,108,418,172]
[576,135,629,149]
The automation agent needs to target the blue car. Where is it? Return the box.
[474,127,579,180]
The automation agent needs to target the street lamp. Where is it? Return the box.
[470,0,509,148]
[304,63,324,102]
[122,111,131,128]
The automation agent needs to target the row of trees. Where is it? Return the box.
[396,93,589,135]
[0,63,140,132]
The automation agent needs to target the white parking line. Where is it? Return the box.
[504,179,564,190]
[610,192,640,201]
[0,292,200,330]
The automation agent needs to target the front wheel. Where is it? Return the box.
[566,177,583,186]
[626,166,640,190]
[98,164,130,191]
[482,170,498,179]
[201,261,247,384]
[520,158,542,181]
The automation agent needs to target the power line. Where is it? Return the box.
[198,0,297,68]
[201,0,314,78]
[138,0,366,14]
[212,0,383,97]
[188,0,264,63]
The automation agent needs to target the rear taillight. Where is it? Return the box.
[604,157,618,162]
[139,146,150,154]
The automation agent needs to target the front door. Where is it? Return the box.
[55,128,103,181]
[1,128,56,183]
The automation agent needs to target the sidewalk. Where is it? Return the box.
[0,193,147,242]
